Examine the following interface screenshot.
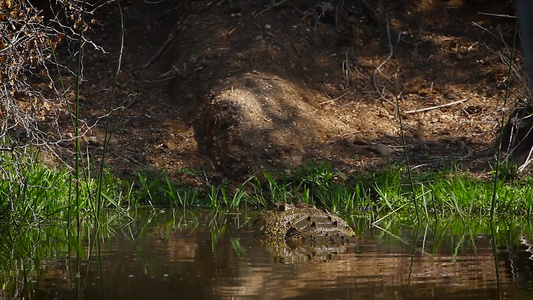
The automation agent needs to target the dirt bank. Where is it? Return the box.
[67,0,526,184]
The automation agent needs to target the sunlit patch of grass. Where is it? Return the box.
[231,161,533,220]
[0,153,87,225]
[114,161,533,220]
[0,153,192,224]
[5,148,533,225]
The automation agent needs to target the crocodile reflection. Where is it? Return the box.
[252,203,357,261]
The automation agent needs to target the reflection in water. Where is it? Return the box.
[2,211,533,300]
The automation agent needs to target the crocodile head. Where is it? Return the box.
[253,204,357,247]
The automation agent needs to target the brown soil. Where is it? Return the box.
[65,0,527,184]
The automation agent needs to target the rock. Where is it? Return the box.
[365,144,395,157]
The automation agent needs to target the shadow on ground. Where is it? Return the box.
[69,0,525,182]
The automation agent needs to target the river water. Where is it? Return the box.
[5,210,533,299]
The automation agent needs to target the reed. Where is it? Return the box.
[491,19,520,223]
[95,0,125,222]
[393,72,420,223]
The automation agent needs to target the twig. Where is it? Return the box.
[518,145,533,173]
[359,0,378,23]
[214,0,228,9]
[143,22,179,68]
[254,0,288,18]
[373,13,395,106]
[319,90,352,105]
[472,22,503,42]
[404,99,467,114]
[299,31,313,56]
[503,114,533,164]
[372,201,410,225]
[478,12,516,19]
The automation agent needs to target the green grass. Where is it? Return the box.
[3,148,533,226]
[113,160,533,222]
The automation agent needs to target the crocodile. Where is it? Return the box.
[252,203,357,250]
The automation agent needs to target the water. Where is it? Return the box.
[4,211,533,299]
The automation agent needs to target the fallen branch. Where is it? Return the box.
[404,99,467,114]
